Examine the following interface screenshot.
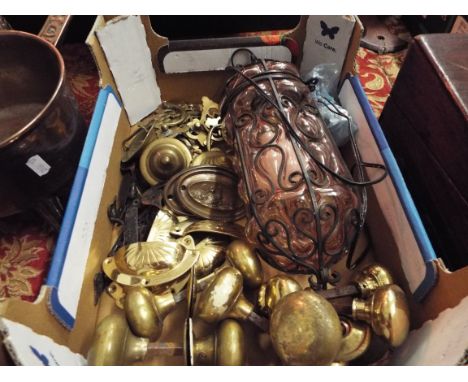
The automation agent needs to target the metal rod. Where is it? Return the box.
[318,284,360,300]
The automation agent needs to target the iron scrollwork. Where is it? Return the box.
[221,53,385,289]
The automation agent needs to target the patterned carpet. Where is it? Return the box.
[355,47,407,118]
[0,43,407,302]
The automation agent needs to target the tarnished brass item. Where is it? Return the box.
[192,319,245,366]
[194,237,227,278]
[319,263,394,300]
[164,172,193,216]
[182,220,244,239]
[269,290,342,365]
[196,267,268,331]
[354,264,394,298]
[335,318,372,363]
[191,151,233,168]
[225,240,263,288]
[87,313,149,366]
[102,235,198,289]
[124,287,176,341]
[175,166,245,221]
[352,284,410,347]
[153,102,187,128]
[121,125,154,163]
[139,138,192,185]
[200,96,220,126]
[257,275,302,316]
[151,102,201,136]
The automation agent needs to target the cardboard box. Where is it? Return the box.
[2,15,468,365]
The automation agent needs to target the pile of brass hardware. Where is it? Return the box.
[88,57,407,366]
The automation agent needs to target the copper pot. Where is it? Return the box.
[0,16,86,218]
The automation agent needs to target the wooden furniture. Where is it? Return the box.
[379,34,468,271]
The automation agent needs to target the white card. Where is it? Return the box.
[26,155,51,177]
[0,318,86,366]
[96,15,161,125]
[301,16,357,82]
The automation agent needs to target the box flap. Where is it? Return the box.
[300,16,360,85]
[87,15,361,125]
[389,295,468,365]
[96,16,162,125]
[0,318,86,365]
[339,77,438,300]
[47,87,122,329]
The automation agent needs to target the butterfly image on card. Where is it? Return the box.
[320,20,340,40]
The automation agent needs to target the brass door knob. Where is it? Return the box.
[335,317,372,363]
[194,237,227,278]
[352,284,410,347]
[87,313,245,366]
[257,275,302,316]
[192,319,245,366]
[123,247,264,341]
[124,287,178,341]
[353,264,394,298]
[269,290,343,365]
[225,240,263,288]
[87,313,150,366]
[318,264,393,300]
[196,239,264,290]
[196,266,268,331]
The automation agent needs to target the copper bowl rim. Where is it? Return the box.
[0,30,65,149]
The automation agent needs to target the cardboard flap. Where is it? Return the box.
[339,78,438,300]
[301,15,360,85]
[47,87,122,329]
[389,294,468,365]
[87,15,361,124]
[95,16,162,125]
[0,318,86,366]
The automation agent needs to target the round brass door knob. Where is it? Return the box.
[318,263,394,300]
[87,313,149,366]
[192,319,245,366]
[335,318,372,363]
[226,240,263,288]
[257,275,302,316]
[352,284,410,347]
[87,313,245,366]
[270,290,342,365]
[196,266,268,331]
[353,264,394,298]
[124,287,177,341]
